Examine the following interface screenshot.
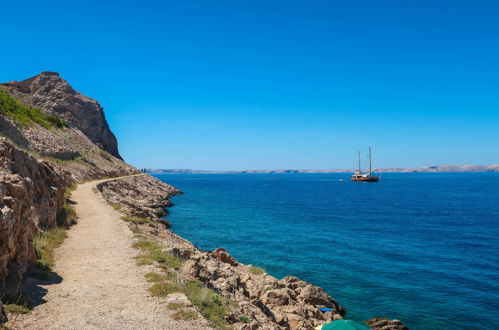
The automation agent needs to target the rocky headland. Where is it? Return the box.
[0,72,407,329]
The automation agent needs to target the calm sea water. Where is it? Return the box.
[153,173,499,329]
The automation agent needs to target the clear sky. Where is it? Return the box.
[1,0,498,170]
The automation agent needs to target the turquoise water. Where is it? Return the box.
[153,173,499,329]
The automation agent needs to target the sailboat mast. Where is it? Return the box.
[369,146,372,174]
[358,151,361,173]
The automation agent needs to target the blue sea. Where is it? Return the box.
[153,173,499,329]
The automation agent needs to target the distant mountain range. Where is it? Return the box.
[147,164,499,174]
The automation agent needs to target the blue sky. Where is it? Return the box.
[1,0,498,170]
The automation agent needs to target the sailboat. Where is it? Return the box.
[351,147,379,182]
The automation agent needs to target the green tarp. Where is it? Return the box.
[321,320,371,330]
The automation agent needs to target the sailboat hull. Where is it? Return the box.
[351,176,379,182]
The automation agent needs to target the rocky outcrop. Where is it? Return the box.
[366,317,409,330]
[182,248,345,329]
[0,140,71,290]
[97,175,180,222]
[3,72,122,159]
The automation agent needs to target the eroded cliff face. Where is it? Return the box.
[0,140,71,290]
[3,72,121,159]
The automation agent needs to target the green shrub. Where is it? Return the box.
[148,282,181,297]
[167,302,186,310]
[132,239,161,252]
[183,280,230,329]
[170,309,198,321]
[249,266,264,275]
[239,316,252,323]
[0,88,67,129]
[135,254,154,266]
[4,304,30,314]
[99,150,112,161]
[149,250,183,269]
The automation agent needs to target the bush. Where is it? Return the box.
[149,250,183,269]
[249,266,264,275]
[239,316,252,323]
[99,150,112,161]
[132,240,161,252]
[4,304,30,315]
[0,88,67,129]
[183,280,230,329]
[167,302,186,310]
[148,282,181,298]
[170,309,198,321]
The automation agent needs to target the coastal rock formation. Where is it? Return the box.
[0,140,70,290]
[182,248,345,329]
[97,175,180,221]
[1,76,138,181]
[3,72,121,159]
[366,317,409,330]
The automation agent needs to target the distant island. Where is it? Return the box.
[147,164,499,174]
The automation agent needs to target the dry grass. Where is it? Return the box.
[170,309,198,321]
[144,272,169,283]
[148,282,182,298]
[34,227,67,269]
[121,216,152,224]
[167,302,186,310]
[249,266,265,275]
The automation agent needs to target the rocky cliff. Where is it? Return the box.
[0,73,137,302]
[2,72,121,159]
[0,140,71,291]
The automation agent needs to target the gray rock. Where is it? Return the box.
[3,72,122,159]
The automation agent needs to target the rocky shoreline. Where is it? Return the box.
[0,72,407,329]
[99,173,408,330]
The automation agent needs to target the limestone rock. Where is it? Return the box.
[0,140,71,289]
[365,317,409,330]
[181,248,344,329]
[213,248,239,266]
[4,72,122,159]
[97,174,180,221]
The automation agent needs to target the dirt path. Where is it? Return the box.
[11,175,211,329]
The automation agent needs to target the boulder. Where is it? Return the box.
[214,248,239,266]
[365,317,409,330]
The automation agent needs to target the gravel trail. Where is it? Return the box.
[11,176,211,329]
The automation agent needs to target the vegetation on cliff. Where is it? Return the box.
[0,88,66,129]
